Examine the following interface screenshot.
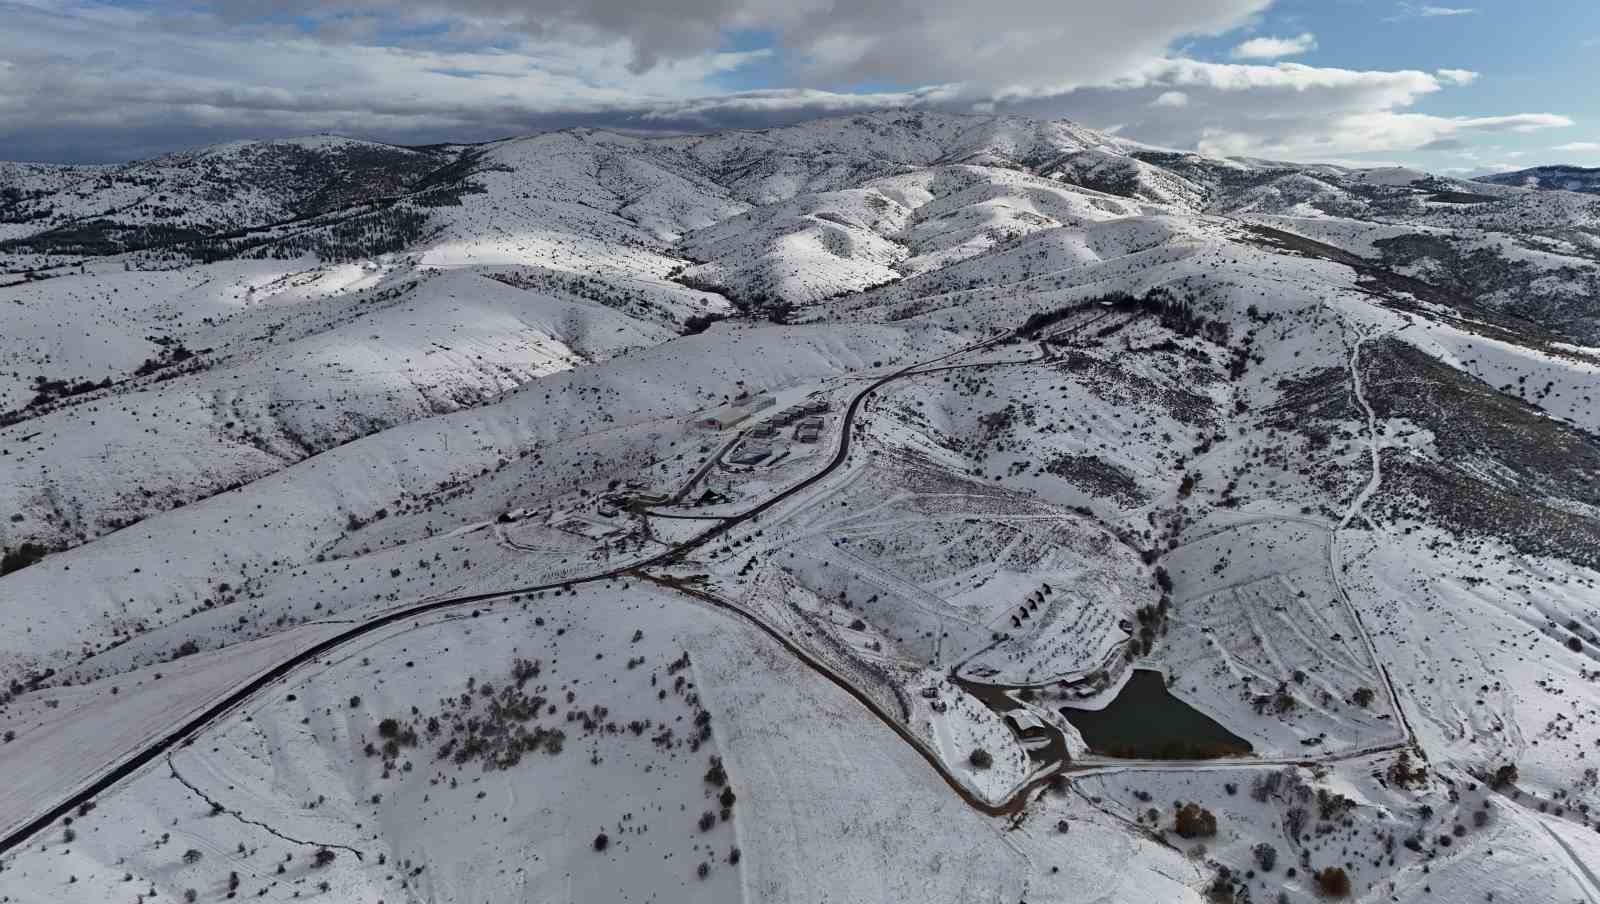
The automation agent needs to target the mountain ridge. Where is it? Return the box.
[1476,162,1600,194]
[2,109,1600,904]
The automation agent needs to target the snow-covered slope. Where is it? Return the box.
[1477,164,1600,195]
[3,112,1600,904]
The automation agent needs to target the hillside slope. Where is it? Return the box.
[3,112,1599,904]
[1477,164,1600,195]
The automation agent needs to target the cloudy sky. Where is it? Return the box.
[2,0,1596,169]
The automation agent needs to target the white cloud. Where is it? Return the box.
[1230,32,1317,60]
[1000,60,1570,162]
[1435,68,1478,86]
[1553,142,1600,152]
[0,0,1571,169]
[1450,113,1572,132]
[1388,3,1474,20]
[0,0,1278,160]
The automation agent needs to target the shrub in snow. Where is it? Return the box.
[1313,866,1351,897]
[1490,763,1519,789]
[704,756,727,787]
[1174,803,1216,838]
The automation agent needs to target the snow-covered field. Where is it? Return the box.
[4,111,1600,904]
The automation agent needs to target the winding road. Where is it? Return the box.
[0,305,1414,858]
[0,324,1037,855]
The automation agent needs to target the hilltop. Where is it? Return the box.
[3,111,1599,904]
[1477,163,1600,195]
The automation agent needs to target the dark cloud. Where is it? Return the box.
[197,0,1272,86]
[0,0,1569,165]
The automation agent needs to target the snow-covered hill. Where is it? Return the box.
[3,112,1599,904]
[1477,164,1600,195]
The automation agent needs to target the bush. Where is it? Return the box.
[378,718,400,739]
[1490,763,1519,789]
[349,695,362,708]
[313,848,336,868]
[1250,771,1283,802]
[1351,687,1375,707]
[704,756,727,787]
[182,849,203,864]
[0,542,47,576]
[593,833,609,852]
[698,811,716,832]
[1313,866,1351,897]
[681,314,723,335]
[1284,805,1308,839]
[1252,842,1277,872]
[969,748,993,770]
[1387,750,1427,788]
[1174,802,1217,838]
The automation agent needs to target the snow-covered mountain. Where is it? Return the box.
[3,112,1600,904]
[1477,163,1600,195]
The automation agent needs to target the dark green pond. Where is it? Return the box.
[1061,669,1252,759]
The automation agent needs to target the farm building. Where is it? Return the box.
[693,393,775,430]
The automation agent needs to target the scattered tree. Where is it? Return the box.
[1490,763,1519,789]
[1314,866,1351,897]
[1175,803,1217,838]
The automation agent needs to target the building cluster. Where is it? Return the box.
[694,391,776,431]
[724,396,833,467]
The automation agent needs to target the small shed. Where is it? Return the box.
[1005,710,1047,736]
[729,444,772,466]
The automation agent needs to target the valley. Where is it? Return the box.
[3,112,1600,904]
